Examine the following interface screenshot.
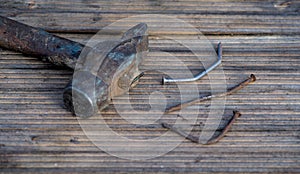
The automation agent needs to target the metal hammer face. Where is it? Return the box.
[63,23,148,118]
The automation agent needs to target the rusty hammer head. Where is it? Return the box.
[63,23,148,118]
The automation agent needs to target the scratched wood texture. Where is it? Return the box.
[0,0,300,173]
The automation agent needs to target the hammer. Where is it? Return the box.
[0,16,148,117]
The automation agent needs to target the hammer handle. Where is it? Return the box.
[0,16,84,69]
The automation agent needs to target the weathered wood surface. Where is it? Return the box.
[0,0,300,34]
[0,0,300,173]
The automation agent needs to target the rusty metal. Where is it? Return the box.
[162,74,256,144]
[63,23,149,118]
[161,110,242,145]
[0,16,84,68]
[166,74,256,113]
[162,42,222,85]
[0,16,148,118]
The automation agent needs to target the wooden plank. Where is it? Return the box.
[1,0,299,15]
[0,13,297,35]
[0,0,299,35]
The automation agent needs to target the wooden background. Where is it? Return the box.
[0,0,300,173]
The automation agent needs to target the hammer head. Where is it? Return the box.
[63,23,148,118]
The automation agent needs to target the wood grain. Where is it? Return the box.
[0,0,299,35]
[0,0,300,173]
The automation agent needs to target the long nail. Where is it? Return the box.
[166,74,256,113]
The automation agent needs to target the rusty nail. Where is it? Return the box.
[161,110,242,144]
[166,74,256,113]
